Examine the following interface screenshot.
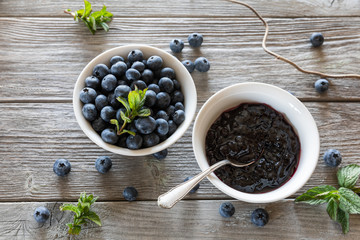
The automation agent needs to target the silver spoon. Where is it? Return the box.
[157,159,255,209]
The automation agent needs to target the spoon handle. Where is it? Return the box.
[157,159,230,209]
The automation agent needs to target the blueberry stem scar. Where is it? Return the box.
[225,0,360,79]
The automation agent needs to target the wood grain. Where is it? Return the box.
[1,200,359,239]
[0,0,359,17]
[0,17,359,101]
[0,102,359,201]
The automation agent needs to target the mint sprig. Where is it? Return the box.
[64,0,113,34]
[295,164,360,234]
[110,86,150,135]
[60,192,101,235]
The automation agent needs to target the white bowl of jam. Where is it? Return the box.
[192,82,319,203]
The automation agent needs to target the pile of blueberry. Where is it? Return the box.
[80,49,186,150]
[170,33,210,73]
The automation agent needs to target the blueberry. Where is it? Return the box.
[126,68,141,81]
[93,64,109,80]
[110,55,124,65]
[80,87,97,104]
[310,32,324,47]
[95,94,108,110]
[184,176,200,193]
[34,206,50,223]
[53,158,71,177]
[314,79,329,93]
[194,57,210,72]
[156,92,171,109]
[92,117,107,132]
[251,208,269,227]
[181,60,195,73]
[123,186,138,201]
[173,79,181,90]
[148,83,160,94]
[173,110,185,125]
[111,61,127,78]
[153,149,168,160]
[131,80,147,90]
[101,128,119,144]
[135,116,156,134]
[219,202,235,218]
[114,85,131,98]
[147,56,163,71]
[108,93,122,109]
[156,118,169,136]
[127,50,144,63]
[143,133,160,147]
[156,110,169,121]
[101,74,117,92]
[95,156,112,174]
[166,105,175,116]
[323,149,342,167]
[159,77,174,93]
[160,67,176,79]
[168,120,177,135]
[145,90,157,107]
[117,79,129,86]
[141,69,154,84]
[85,76,100,89]
[82,103,97,121]
[174,102,185,111]
[117,135,127,148]
[100,106,115,122]
[188,33,203,48]
[170,39,184,53]
[126,134,143,149]
[131,61,145,72]
[171,90,184,104]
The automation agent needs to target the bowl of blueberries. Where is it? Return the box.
[193,82,319,203]
[73,44,197,156]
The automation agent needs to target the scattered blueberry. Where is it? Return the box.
[156,118,169,136]
[111,61,127,78]
[34,206,50,223]
[173,110,185,125]
[93,64,109,80]
[184,176,200,193]
[131,61,145,72]
[53,158,71,177]
[323,149,342,167]
[126,134,143,149]
[310,32,324,47]
[156,92,171,109]
[110,55,125,65]
[95,94,108,111]
[125,68,141,81]
[159,77,174,93]
[148,83,160,94]
[251,208,269,227]
[170,39,184,53]
[182,60,195,73]
[153,149,168,160]
[79,87,97,104]
[147,55,163,71]
[219,202,235,218]
[314,79,329,93]
[101,128,119,144]
[85,76,100,89]
[127,50,144,63]
[188,33,203,48]
[101,74,117,92]
[160,67,176,79]
[100,106,116,122]
[143,133,160,147]
[114,85,131,99]
[194,57,210,72]
[123,186,138,201]
[82,103,97,121]
[95,156,112,174]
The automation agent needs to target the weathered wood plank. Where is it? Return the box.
[0,102,359,201]
[0,200,359,239]
[0,17,359,101]
[0,0,359,17]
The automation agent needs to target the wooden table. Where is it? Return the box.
[1,0,359,239]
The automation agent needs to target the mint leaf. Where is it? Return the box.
[84,211,102,226]
[128,89,141,111]
[327,198,339,221]
[117,97,131,114]
[60,204,81,217]
[69,225,82,235]
[295,185,337,204]
[110,119,120,133]
[99,22,109,32]
[120,111,131,123]
[338,187,360,214]
[337,164,360,189]
[138,108,151,117]
[83,0,92,18]
[337,207,350,234]
[121,129,136,136]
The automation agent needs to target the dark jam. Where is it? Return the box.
[205,103,300,193]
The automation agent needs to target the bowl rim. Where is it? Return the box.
[73,44,197,156]
[192,82,320,203]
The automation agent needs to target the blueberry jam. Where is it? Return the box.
[205,103,300,193]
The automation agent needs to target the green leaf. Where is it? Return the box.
[99,22,109,32]
[121,129,136,136]
[138,108,151,117]
[69,225,82,235]
[110,119,120,133]
[128,89,141,111]
[337,207,350,234]
[117,97,131,114]
[83,0,92,18]
[338,187,360,214]
[120,111,131,123]
[337,164,360,189]
[60,204,81,217]
[327,198,339,221]
[90,16,96,31]
[76,9,84,17]
[295,185,337,205]
[84,211,102,226]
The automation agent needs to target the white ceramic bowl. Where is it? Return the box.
[193,82,319,203]
[73,44,197,156]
